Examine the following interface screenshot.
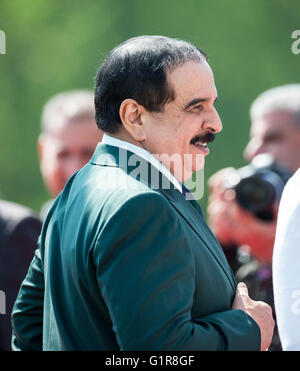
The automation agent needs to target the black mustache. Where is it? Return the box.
[190,132,216,145]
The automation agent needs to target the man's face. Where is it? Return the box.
[142,60,222,181]
[38,118,102,197]
[244,110,300,172]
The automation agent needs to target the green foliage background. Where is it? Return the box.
[0,0,299,215]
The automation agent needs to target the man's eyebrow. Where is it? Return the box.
[183,96,218,110]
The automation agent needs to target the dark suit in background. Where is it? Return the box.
[0,200,42,350]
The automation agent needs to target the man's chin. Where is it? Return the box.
[161,153,205,182]
[182,162,205,182]
[192,156,205,174]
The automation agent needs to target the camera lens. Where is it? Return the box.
[235,177,275,214]
[230,154,292,221]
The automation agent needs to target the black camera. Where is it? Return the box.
[224,154,292,221]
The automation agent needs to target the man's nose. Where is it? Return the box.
[202,109,223,134]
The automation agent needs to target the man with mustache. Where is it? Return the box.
[11,36,274,351]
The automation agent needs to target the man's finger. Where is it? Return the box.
[236,282,249,296]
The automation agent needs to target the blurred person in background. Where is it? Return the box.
[1,90,102,350]
[207,84,300,350]
[0,199,42,351]
[38,90,103,218]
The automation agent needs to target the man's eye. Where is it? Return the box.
[192,105,203,112]
[264,134,283,143]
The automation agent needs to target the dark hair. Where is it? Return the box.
[94,36,207,133]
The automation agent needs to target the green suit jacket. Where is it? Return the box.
[11,143,260,351]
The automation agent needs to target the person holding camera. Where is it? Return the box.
[207,84,300,350]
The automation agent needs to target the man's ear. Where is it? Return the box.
[119,99,146,142]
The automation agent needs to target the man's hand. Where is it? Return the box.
[232,282,275,351]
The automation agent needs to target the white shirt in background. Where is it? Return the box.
[273,168,300,350]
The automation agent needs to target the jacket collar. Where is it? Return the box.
[90,143,179,193]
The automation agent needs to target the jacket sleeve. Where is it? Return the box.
[11,247,44,351]
[94,191,260,350]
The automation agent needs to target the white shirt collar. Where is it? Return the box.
[102,134,182,193]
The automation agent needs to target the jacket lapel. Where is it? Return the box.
[158,188,236,292]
